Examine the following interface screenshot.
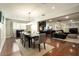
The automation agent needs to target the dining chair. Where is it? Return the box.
[20,32,24,45]
[33,33,46,52]
[20,32,27,47]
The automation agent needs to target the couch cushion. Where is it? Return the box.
[67,34,77,39]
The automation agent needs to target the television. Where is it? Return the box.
[0,11,2,22]
[69,28,78,34]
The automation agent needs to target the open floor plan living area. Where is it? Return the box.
[0,3,79,56]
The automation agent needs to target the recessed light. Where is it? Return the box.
[52,6,55,9]
[49,20,52,22]
[70,20,73,22]
[65,16,69,19]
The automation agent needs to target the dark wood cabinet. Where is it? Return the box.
[38,21,46,33]
[16,30,24,38]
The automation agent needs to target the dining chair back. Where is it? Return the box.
[33,33,46,52]
[39,33,46,43]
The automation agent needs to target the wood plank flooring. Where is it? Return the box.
[0,37,79,56]
[0,38,18,56]
[44,38,79,56]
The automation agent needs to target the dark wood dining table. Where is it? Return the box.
[23,32,39,48]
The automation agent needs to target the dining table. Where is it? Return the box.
[23,32,39,48]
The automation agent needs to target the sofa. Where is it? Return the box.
[67,28,78,39]
[52,30,67,39]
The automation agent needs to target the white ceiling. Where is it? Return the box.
[47,12,79,22]
[0,3,79,22]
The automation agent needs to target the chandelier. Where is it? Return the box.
[26,11,31,22]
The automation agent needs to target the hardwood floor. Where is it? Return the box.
[44,38,79,56]
[0,37,79,56]
[0,38,19,56]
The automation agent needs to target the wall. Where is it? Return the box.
[5,19,27,38]
[6,19,13,38]
[26,25,31,32]
[46,22,62,30]
[0,17,6,53]
[46,20,79,33]
[61,20,79,32]
[26,21,39,34]
[31,22,38,34]
[13,21,38,37]
[13,22,27,37]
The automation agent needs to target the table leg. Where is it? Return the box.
[28,37,31,48]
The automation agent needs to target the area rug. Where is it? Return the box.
[16,39,54,56]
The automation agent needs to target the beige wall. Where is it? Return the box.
[26,25,31,32]
[6,19,13,38]
[46,20,79,33]
[31,22,38,34]
[0,18,6,53]
[26,21,38,34]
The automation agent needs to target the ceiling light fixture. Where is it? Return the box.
[52,6,55,10]
[65,16,69,19]
[70,20,75,23]
[27,11,31,22]
[49,20,52,22]
[70,20,73,22]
